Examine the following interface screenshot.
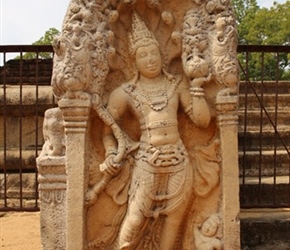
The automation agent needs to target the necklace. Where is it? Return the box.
[138,78,168,112]
[122,72,180,145]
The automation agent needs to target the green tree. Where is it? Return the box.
[18,27,60,59]
[232,0,290,80]
[33,27,60,45]
[244,2,290,45]
[232,0,260,45]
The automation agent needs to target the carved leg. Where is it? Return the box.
[158,167,192,250]
[158,204,188,250]
[118,200,146,249]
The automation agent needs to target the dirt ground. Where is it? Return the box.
[0,212,41,250]
[1,211,289,250]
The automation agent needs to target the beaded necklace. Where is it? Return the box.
[137,78,168,112]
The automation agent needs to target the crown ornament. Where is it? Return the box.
[129,12,159,55]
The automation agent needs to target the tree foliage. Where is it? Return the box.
[232,0,259,45]
[32,27,60,46]
[232,0,290,80]
[19,27,60,59]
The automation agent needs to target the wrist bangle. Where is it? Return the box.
[184,104,193,116]
[190,87,205,97]
[191,92,205,97]
[190,87,204,92]
[105,149,117,157]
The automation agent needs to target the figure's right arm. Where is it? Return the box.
[102,87,129,156]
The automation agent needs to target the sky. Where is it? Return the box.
[0,0,288,45]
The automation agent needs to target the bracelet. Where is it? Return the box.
[105,149,117,157]
[190,87,205,97]
[184,104,193,116]
[190,87,204,92]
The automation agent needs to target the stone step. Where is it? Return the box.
[238,109,290,128]
[1,188,38,199]
[240,176,290,207]
[0,85,55,116]
[240,208,290,249]
[239,81,290,94]
[0,58,52,85]
[0,149,39,172]
[239,150,290,177]
[239,93,290,110]
[0,173,38,200]
[238,125,290,133]
[0,116,45,149]
[238,129,290,151]
[1,76,51,85]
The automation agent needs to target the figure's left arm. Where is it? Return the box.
[179,77,211,129]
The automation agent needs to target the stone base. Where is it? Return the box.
[241,209,290,249]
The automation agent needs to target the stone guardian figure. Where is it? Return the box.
[98,13,211,249]
[37,0,240,249]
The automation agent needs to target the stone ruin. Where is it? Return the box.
[36,0,240,249]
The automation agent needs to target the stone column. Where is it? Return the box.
[216,94,240,249]
[37,156,66,250]
[58,99,91,250]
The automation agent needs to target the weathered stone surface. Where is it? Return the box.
[0,58,52,85]
[37,156,66,250]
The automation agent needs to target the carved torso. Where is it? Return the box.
[121,73,182,146]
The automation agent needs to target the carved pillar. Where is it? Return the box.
[216,94,240,249]
[58,99,91,250]
[37,156,66,250]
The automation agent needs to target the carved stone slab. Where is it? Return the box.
[37,0,240,249]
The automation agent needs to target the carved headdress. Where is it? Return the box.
[129,12,159,55]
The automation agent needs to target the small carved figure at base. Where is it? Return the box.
[41,108,65,157]
[194,214,222,250]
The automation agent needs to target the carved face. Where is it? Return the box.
[51,38,92,97]
[135,44,162,78]
[201,218,218,237]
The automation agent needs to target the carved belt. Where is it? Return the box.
[140,119,178,131]
[135,141,187,169]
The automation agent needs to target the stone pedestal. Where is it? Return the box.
[58,99,91,250]
[216,94,240,249]
[37,156,66,250]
